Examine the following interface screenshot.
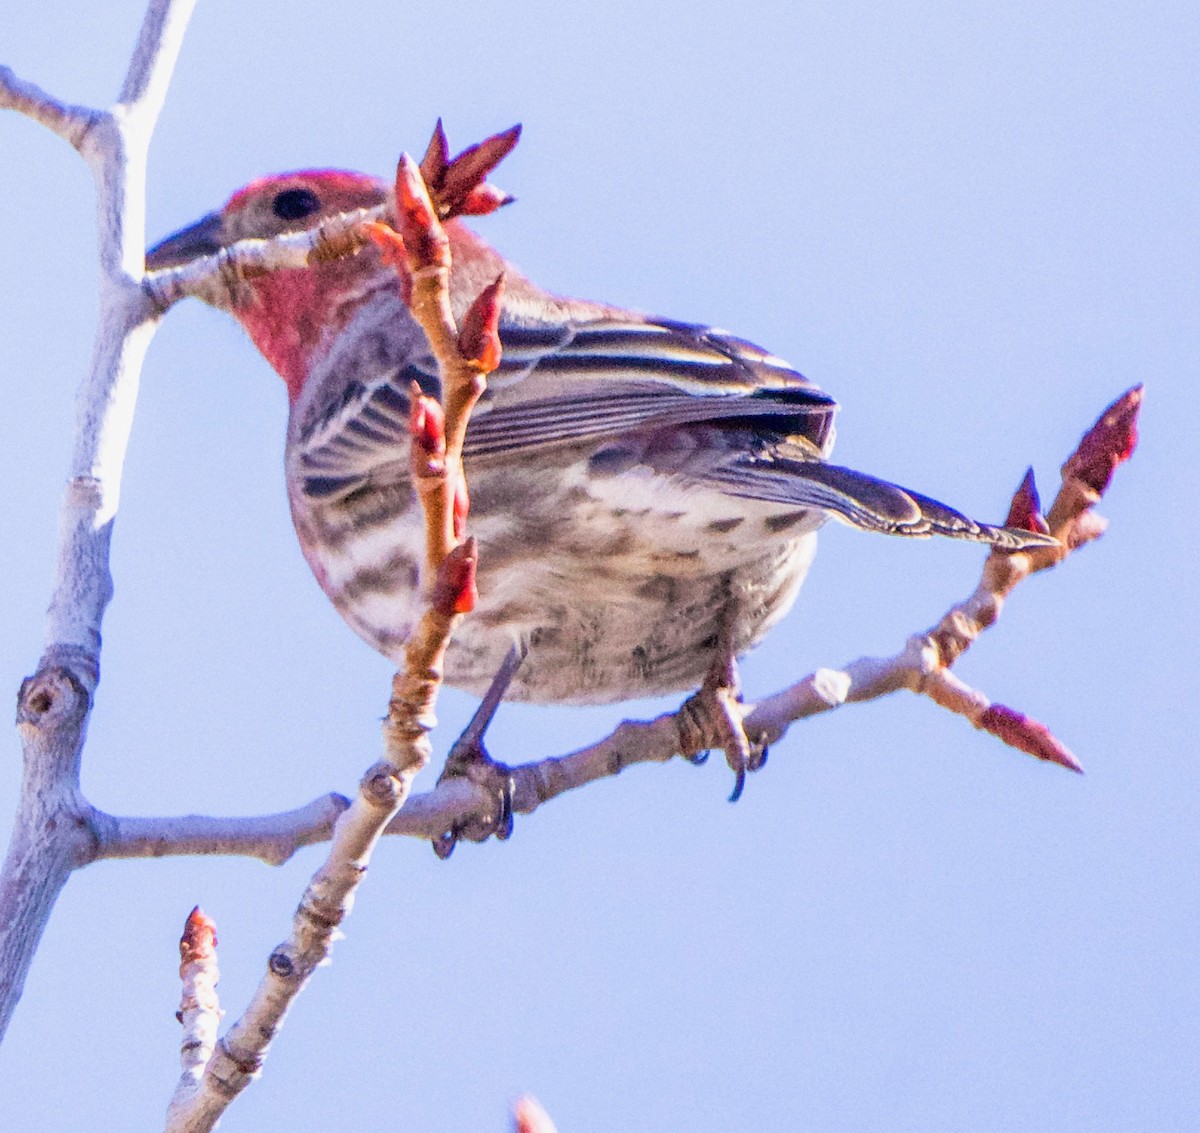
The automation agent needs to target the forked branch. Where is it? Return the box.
[163,153,500,1130]
[0,0,196,1044]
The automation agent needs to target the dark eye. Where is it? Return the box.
[271,188,321,221]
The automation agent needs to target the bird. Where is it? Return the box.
[145,128,1049,821]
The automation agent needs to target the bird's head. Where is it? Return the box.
[147,169,388,268]
[147,170,391,399]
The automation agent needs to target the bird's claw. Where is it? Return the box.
[430,739,516,859]
[678,669,767,801]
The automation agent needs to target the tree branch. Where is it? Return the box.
[0,66,99,149]
[0,0,195,1043]
[117,0,197,123]
[144,206,384,312]
[164,155,497,1130]
[81,386,1141,870]
[92,795,351,867]
[166,909,222,1128]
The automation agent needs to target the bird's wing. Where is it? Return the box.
[295,315,837,499]
[464,317,836,458]
[706,457,1047,547]
[293,312,1050,551]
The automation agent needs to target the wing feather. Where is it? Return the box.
[295,314,836,497]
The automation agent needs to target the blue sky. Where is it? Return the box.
[1,1,1196,1129]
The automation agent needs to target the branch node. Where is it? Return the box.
[15,666,90,731]
[267,950,295,979]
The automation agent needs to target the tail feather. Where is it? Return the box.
[708,458,1055,550]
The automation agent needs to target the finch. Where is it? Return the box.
[146,152,1045,723]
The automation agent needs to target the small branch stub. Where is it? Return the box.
[166,907,222,1121]
[15,667,90,733]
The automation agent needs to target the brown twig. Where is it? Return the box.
[165,152,501,1131]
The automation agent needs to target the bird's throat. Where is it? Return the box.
[236,258,394,403]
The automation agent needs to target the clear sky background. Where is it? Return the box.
[1,1,1195,1129]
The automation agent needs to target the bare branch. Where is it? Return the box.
[93,795,351,867]
[0,65,101,149]
[118,0,198,123]
[95,380,1142,875]
[0,671,91,1038]
[0,0,195,1043]
[144,206,385,312]
[166,909,222,1127]
[397,385,1142,839]
[166,157,499,1130]
[94,376,1138,873]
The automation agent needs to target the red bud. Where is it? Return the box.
[432,537,478,615]
[458,183,516,217]
[1062,385,1142,495]
[415,123,522,220]
[362,221,408,269]
[419,118,450,190]
[514,1096,558,1133]
[394,153,449,272]
[362,221,414,307]
[460,183,515,217]
[440,124,521,205]
[179,906,218,968]
[408,387,445,457]
[1005,468,1050,534]
[458,274,505,372]
[978,704,1083,773]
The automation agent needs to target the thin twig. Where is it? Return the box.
[166,909,222,1126]
[0,66,99,149]
[143,206,384,313]
[165,156,498,1131]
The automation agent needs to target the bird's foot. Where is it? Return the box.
[431,734,517,859]
[677,654,767,802]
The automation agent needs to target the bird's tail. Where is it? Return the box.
[709,457,1053,550]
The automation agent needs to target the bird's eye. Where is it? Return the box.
[271,188,321,222]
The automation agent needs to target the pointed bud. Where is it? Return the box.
[1005,468,1050,534]
[458,274,505,373]
[514,1096,559,1133]
[460,184,516,216]
[432,537,478,615]
[1063,384,1142,495]
[394,153,449,272]
[179,906,218,968]
[419,118,450,190]
[441,124,522,205]
[361,221,414,306]
[978,704,1083,773]
[408,385,446,458]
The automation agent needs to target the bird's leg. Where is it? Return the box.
[677,634,768,803]
[432,642,526,858]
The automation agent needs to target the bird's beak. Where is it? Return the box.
[145,210,225,270]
